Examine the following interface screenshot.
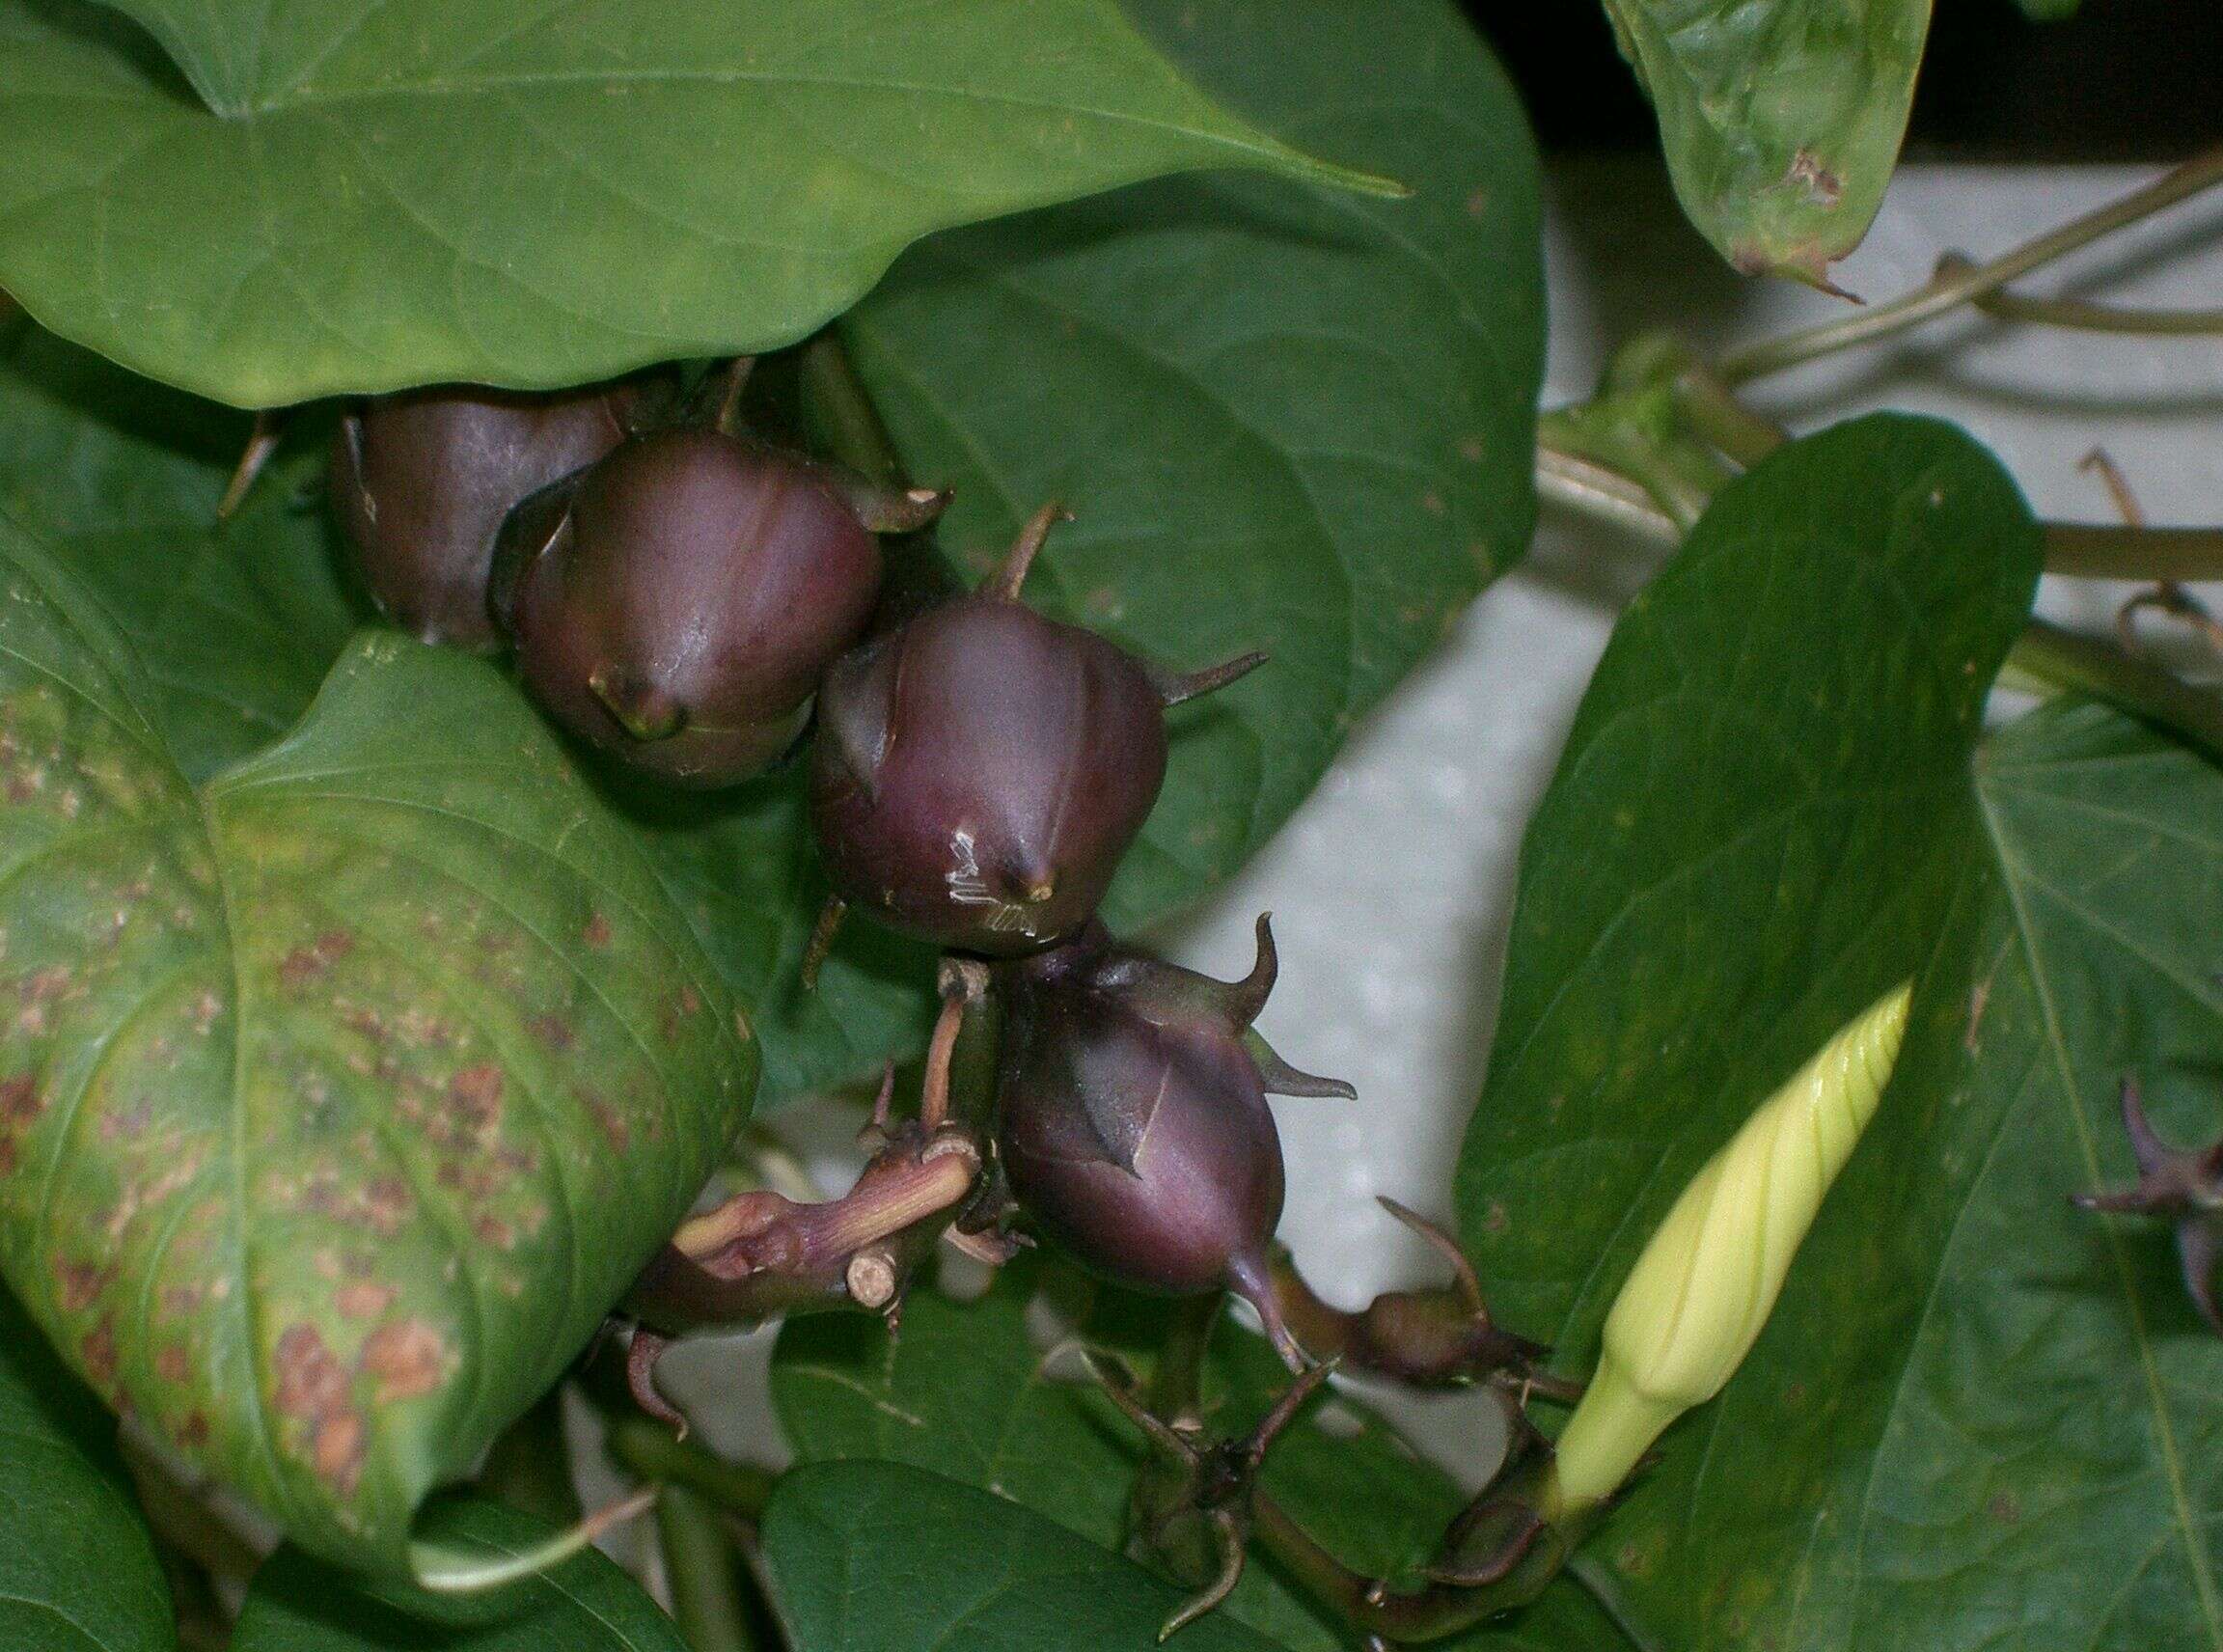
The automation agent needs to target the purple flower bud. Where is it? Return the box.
[496,428,891,787]
[810,505,1262,955]
[331,381,646,649]
[994,919,1351,1356]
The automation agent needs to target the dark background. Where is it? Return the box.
[1466,0,2222,159]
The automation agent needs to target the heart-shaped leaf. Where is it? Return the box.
[0,0,1391,407]
[1457,414,2040,1341]
[656,0,1546,1102]
[763,1459,1294,1652]
[1604,0,1929,284]
[233,1497,688,1650]
[1453,417,2223,1647]
[0,1283,174,1652]
[0,513,755,1571]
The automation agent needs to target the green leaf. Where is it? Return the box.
[762,1459,1293,1652]
[672,0,1545,1102]
[1603,0,1932,284]
[0,0,1391,408]
[0,1283,173,1652]
[1578,700,2223,1649]
[0,515,755,1571]
[1453,418,2223,1646]
[773,1262,1543,1652]
[233,1497,687,1650]
[1457,412,2039,1341]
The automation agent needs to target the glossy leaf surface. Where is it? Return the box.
[0,0,1386,405]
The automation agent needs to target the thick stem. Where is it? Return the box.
[940,958,1002,1136]
[633,1134,980,1329]
[1149,1291,1223,1426]
[657,1485,761,1652]
[797,329,959,626]
[606,1413,780,1522]
[1717,148,2223,385]
[1535,444,1683,544]
[1249,1490,1585,1643]
[1665,365,1787,469]
[2045,523,2223,582]
[797,331,905,489]
[2010,619,2223,765]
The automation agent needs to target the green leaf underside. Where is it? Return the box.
[672,0,1545,1098]
[773,1260,1555,1651]
[0,0,1387,407]
[1460,416,2223,1647]
[1604,0,1931,282]
[232,1497,687,1650]
[0,512,754,1570]
[764,1459,1294,1652]
[0,1283,173,1652]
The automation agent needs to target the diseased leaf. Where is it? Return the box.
[0,0,1388,407]
[772,1261,1547,1652]
[762,1459,1294,1652]
[664,0,1545,1102]
[1604,0,1931,283]
[233,1497,687,1650]
[0,1283,174,1652]
[0,516,755,1571]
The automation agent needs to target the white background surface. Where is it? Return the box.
[658,157,2223,1492]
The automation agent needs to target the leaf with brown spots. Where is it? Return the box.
[0,514,756,1573]
[0,1284,173,1652]
[1601,0,1929,283]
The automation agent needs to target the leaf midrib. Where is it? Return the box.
[1973,780,2223,1649]
[228,61,1295,179]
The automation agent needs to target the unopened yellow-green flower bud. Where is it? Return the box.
[1545,982,1912,1521]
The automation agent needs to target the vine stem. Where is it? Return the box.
[656,1485,762,1652]
[606,1412,781,1522]
[2008,618,2223,764]
[1532,443,2223,765]
[1716,147,2223,385]
[798,329,905,488]
[1935,253,2223,336]
[1534,444,1681,544]
[2043,524,2223,583]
